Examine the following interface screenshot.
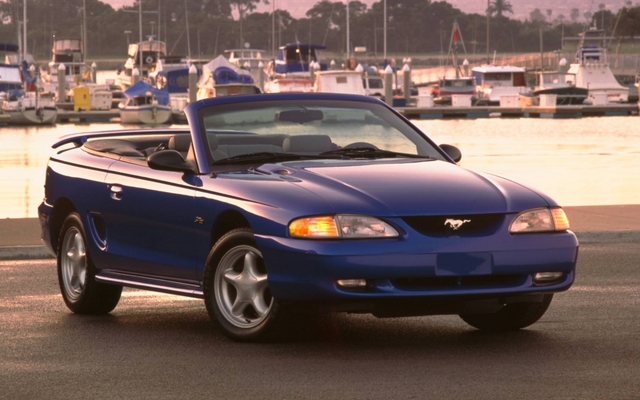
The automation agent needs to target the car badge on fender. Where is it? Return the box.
[444,219,471,230]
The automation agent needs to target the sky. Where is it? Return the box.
[102,0,630,21]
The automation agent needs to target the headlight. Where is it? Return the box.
[289,215,399,239]
[510,207,570,233]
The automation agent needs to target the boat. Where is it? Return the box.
[531,71,588,105]
[264,43,327,93]
[566,27,629,103]
[313,70,365,95]
[224,48,267,68]
[154,65,202,123]
[472,65,530,105]
[433,77,476,105]
[117,39,167,89]
[40,38,90,94]
[0,43,23,94]
[1,53,57,125]
[223,48,267,84]
[433,21,476,105]
[196,55,261,100]
[118,80,171,124]
[363,72,385,97]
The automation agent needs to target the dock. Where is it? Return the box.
[1,102,638,126]
[397,103,640,120]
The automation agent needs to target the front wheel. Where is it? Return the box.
[459,295,553,331]
[57,213,122,314]
[204,228,286,342]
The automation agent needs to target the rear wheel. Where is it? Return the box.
[57,213,122,314]
[459,295,553,331]
[204,228,286,342]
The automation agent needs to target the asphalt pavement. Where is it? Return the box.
[1,204,639,260]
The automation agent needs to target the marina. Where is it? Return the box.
[35,101,640,124]
[1,116,639,220]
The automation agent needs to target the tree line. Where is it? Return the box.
[1,0,639,64]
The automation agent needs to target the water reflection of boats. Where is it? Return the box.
[118,80,171,125]
[567,27,629,103]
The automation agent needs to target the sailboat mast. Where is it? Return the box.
[23,0,27,62]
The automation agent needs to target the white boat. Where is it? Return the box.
[1,59,57,125]
[434,21,476,105]
[313,70,365,95]
[471,65,530,105]
[2,90,58,125]
[40,38,89,94]
[566,27,629,104]
[118,80,171,125]
[196,55,261,100]
[531,71,588,105]
[117,39,167,89]
[362,73,384,97]
[264,44,327,93]
[224,48,266,68]
[223,48,266,84]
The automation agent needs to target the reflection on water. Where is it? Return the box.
[0,117,638,218]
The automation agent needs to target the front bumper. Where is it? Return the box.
[256,230,578,303]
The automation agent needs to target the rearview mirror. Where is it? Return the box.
[278,109,324,124]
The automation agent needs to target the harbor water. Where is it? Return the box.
[0,116,638,219]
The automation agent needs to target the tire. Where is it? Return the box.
[57,213,122,314]
[203,228,285,342]
[459,294,553,331]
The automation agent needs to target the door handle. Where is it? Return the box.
[109,185,123,201]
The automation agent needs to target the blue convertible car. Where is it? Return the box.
[39,93,578,341]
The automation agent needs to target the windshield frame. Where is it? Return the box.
[194,96,450,170]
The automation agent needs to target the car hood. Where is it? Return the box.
[282,159,550,216]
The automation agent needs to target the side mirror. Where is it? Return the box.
[147,150,195,173]
[439,144,462,163]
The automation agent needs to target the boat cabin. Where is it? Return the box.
[224,49,266,69]
[274,44,327,75]
[363,75,384,97]
[314,71,365,95]
[472,66,526,88]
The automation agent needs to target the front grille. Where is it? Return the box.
[391,274,525,291]
[402,213,504,237]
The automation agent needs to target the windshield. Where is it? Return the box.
[197,98,445,165]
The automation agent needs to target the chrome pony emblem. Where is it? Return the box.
[444,219,471,230]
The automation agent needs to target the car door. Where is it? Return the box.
[99,159,201,281]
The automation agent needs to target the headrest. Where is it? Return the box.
[167,135,191,152]
[207,132,219,150]
[282,135,332,153]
